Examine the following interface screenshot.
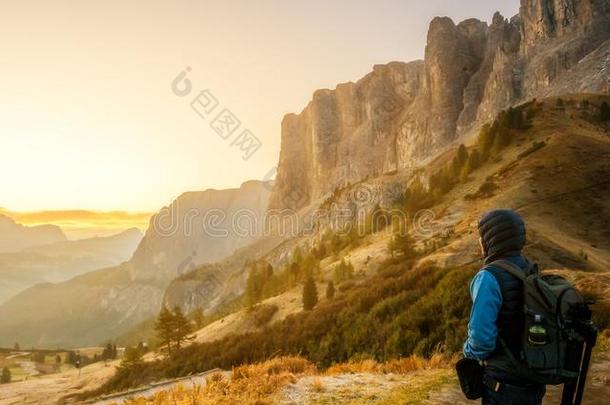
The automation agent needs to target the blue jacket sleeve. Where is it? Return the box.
[463,270,502,360]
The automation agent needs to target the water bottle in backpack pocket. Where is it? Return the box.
[490,261,590,385]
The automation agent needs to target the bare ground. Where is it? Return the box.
[276,355,610,405]
[0,359,118,404]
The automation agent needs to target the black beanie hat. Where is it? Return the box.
[478,209,526,263]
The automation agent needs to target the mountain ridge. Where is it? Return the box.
[0,180,273,347]
[270,0,610,210]
[0,227,143,304]
[0,214,67,253]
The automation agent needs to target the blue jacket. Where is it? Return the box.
[463,255,528,360]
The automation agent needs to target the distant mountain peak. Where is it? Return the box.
[0,214,67,253]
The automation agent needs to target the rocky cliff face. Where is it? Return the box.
[130,180,272,282]
[271,61,424,210]
[271,0,610,210]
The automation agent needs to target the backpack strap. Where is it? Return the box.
[497,335,521,369]
[489,259,530,281]
[487,259,530,372]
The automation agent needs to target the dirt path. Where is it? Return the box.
[93,369,228,405]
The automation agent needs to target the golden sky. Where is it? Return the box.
[0,0,519,213]
[0,208,151,239]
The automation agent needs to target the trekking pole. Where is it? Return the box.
[560,348,580,405]
[572,322,597,405]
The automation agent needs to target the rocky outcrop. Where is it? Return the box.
[519,0,610,54]
[271,0,610,210]
[520,0,610,97]
[271,62,423,209]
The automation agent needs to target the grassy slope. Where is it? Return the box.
[82,95,610,399]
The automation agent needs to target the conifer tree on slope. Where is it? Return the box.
[155,305,175,355]
[303,275,318,311]
[172,305,193,350]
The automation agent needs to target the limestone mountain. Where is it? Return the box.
[0,214,67,253]
[0,228,142,304]
[129,180,273,283]
[0,181,272,347]
[271,0,610,210]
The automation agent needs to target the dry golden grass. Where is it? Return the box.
[120,354,459,404]
[310,377,325,393]
[377,369,455,405]
[597,329,610,353]
[325,353,456,375]
[122,356,316,405]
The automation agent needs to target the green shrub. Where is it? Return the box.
[249,304,279,327]
[517,141,546,158]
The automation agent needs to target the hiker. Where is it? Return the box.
[463,209,546,404]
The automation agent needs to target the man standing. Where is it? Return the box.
[463,209,546,404]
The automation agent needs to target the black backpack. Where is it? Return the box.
[490,260,593,385]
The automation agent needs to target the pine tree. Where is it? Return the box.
[102,343,117,360]
[56,354,61,364]
[191,307,205,329]
[302,276,318,311]
[289,261,300,285]
[154,305,175,355]
[0,367,10,384]
[507,106,525,129]
[460,149,481,183]
[405,177,429,212]
[120,346,143,369]
[293,246,303,265]
[171,305,192,350]
[600,101,610,121]
[13,342,19,351]
[265,263,274,279]
[66,351,77,365]
[451,144,469,177]
[245,265,262,307]
[388,220,418,259]
[137,342,146,354]
[333,259,354,282]
[468,149,481,170]
[326,281,335,300]
[490,125,510,156]
[477,123,494,158]
[459,162,470,183]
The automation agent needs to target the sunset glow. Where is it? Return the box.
[0,0,519,214]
